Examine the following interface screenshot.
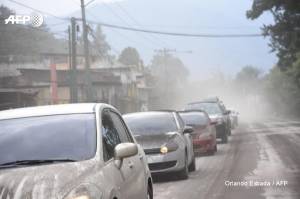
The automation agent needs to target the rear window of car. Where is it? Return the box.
[185,102,222,115]
[123,112,177,136]
[179,112,209,127]
[0,114,96,165]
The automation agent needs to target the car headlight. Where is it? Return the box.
[63,184,102,199]
[160,142,179,154]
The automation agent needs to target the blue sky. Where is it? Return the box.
[3,0,277,79]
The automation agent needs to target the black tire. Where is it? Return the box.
[147,184,153,199]
[178,155,188,180]
[188,156,196,171]
[221,132,228,144]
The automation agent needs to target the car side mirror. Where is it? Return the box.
[183,126,194,134]
[114,143,138,169]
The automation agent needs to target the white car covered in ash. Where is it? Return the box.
[0,103,152,199]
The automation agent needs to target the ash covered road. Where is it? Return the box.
[153,120,300,199]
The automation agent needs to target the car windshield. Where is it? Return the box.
[179,112,208,127]
[0,114,96,165]
[186,103,222,115]
[124,112,177,136]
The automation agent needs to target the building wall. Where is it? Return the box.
[36,86,70,105]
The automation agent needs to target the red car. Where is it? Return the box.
[178,110,217,155]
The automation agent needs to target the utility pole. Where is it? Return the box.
[80,0,94,102]
[70,17,78,103]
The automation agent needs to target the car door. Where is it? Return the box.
[109,110,147,199]
[100,109,124,199]
[174,112,194,165]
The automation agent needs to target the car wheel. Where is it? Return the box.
[188,155,196,172]
[221,133,228,144]
[147,184,153,199]
[178,154,188,180]
[214,144,217,152]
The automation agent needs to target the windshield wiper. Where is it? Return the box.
[0,159,77,168]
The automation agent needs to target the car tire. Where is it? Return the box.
[221,133,228,144]
[214,144,217,152]
[188,155,196,172]
[178,155,188,180]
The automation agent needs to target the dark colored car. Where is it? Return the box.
[178,110,217,155]
[123,111,195,179]
[185,100,231,143]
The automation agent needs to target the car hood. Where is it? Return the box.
[0,160,99,199]
[135,132,179,149]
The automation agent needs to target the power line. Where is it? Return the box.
[100,2,161,49]
[86,9,154,51]
[88,26,120,56]
[7,0,263,38]
[88,20,263,38]
[114,2,173,49]
[7,0,69,21]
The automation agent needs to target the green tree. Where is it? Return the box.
[118,47,141,66]
[149,52,189,109]
[90,25,111,59]
[247,0,300,69]
[264,67,300,116]
[235,65,262,94]
[0,5,68,63]
[236,66,261,82]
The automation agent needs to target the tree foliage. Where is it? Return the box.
[90,25,111,59]
[247,0,300,68]
[0,5,67,63]
[118,47,141,66]
[149,52,189,109]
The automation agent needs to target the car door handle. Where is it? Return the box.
[128,161,134,169]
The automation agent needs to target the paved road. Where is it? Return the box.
[153,120,300,199]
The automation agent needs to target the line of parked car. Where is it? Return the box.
[0,97,238,199]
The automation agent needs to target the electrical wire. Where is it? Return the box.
[7,0,264,38]
[87,20,263,38]
[114,2,173,48]
[7,0,70,21]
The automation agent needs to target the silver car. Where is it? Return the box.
[123,111,195,180]
[0,103,152,199]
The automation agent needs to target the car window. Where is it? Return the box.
[186,102,222,115]
[179,112,209,127]
[110,111,133,143]
[123,112,178,136]
[101,109,121,161]
[0,114,96,165]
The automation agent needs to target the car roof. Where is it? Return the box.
[0,103,105,120]
[178,110,206,114]
[123,111,174,118]
[153,109,177,113]
[187,97,222,104]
